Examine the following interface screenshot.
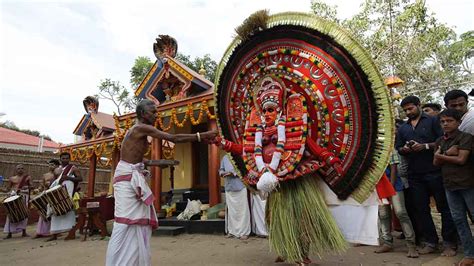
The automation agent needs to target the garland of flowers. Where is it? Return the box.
[154,100,216,131]
[254,116,286,174]
[66,100,215,164]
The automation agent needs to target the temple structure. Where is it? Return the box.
[61,35,221,210]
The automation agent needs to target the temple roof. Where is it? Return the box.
[73,112,115,136]
[0,127,60,149]
[134,55,213,104]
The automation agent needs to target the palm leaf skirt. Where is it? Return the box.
[267,175,348,262]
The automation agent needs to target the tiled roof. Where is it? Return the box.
[0,127,60,148]
[91,112,115,130]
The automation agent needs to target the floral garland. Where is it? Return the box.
[155,100,216,131]
[66,100,215,164]
[254,116,286,174]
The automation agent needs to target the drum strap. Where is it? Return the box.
[18,175,29,188]
[61,164,74,179]
[61,164,80,193]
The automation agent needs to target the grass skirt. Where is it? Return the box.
[267,175,347,262]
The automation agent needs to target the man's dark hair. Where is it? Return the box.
[48,159,60,166]
[439,109,462,121]
[59,152,71,158]
[444,89,468,105]
[400,96,420,107]
[136,99,155,120]
[422,103,442,111]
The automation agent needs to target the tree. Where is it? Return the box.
[310,0,474,102]
[175,53,217,82]
[130,56,154,89]
[98,53,218,114]
[96,79,132,116]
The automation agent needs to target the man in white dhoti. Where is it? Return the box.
[46,168,76,241]
[319,179,381,246]
[250,192,268,237]
[3,164,30,239]
[106,99,217,266]
[220,154,251,240]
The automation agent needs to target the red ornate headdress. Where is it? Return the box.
[254,76,286,113]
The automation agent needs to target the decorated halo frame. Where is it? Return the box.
[214,12,394,203]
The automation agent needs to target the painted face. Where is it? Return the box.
[402,103,421,120]
[439,115,460,134]
[446,97,468,115]
[263,105,277,126]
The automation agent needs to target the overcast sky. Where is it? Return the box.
[0,0,472,144]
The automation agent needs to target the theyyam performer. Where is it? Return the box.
[212,11,394,264]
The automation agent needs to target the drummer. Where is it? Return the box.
[3,164,31,239]
[46,167,76,241]
[58,152,82,193]
[32,159,60,239]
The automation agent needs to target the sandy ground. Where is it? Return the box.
[0,223,466,266]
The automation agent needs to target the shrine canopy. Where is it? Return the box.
[135,38,213,107]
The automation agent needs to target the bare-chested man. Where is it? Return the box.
[32,159,60,239]
[41,159,60,191]
[106,99,217,266]
[3,164,30,239]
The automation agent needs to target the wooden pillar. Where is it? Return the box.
[151,139,162,209]
[108,149,120,195]
[208,119,220,206]
[87,154,97,198]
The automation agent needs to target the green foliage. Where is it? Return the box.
[98,53,218,114]
[310,0,339,23]
[130,56,154,89]
[310,0,474,103]
[175,53,217,82]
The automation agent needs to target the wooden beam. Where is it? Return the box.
[87,154,97,198]
[151,139,162,209]
[207,119,220,206]
[108,149,120,196]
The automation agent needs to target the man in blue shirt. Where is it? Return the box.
[220,154,250,240]
[395,96,457,256]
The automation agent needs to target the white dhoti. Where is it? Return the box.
[4,193,28,234]
[49,180,76,234]
[106,223,152,266]
[250,193,268,237]
[225,189,251,238]
[319,179,380,246]
[106,161,157,266]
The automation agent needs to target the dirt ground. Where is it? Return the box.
[0,223,465,266]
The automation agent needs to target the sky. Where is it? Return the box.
[0,0,472,144]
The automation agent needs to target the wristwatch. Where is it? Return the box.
[425,144,429,150]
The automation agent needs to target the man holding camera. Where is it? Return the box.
[395,96,457,256]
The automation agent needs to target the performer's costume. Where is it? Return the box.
[215,11,394,262]
[106,160,158,266]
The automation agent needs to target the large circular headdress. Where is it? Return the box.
[215,11,394,202]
